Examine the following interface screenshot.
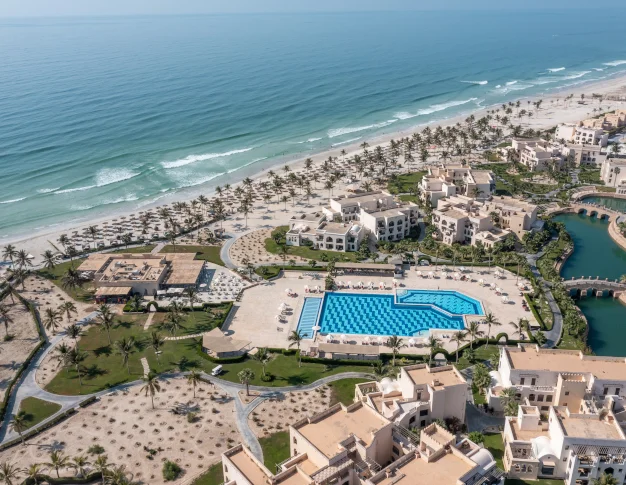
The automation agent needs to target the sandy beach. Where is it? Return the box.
[5,73,626,263]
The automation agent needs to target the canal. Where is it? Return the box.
[554,196,626,356]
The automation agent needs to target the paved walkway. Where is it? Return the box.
[142,311,155,330]
[140,357,150,377]
[465,402,504,433]
[151,242,166,254]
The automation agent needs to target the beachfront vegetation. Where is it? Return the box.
[160,244,225,266]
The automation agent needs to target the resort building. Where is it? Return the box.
[502,404,626,484]
[78,252,204,300]
[221,399,502,485]
[355,364,468,430]
[431,195,537,247]
[561,145,606,167]
[287,191,418,252]
[555,123,609,147]
[600,158,626,193]
[582,110,626,131]
[419,165,496,206]
[517,140,563,172]
[487,345,626,413]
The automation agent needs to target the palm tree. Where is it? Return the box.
[58,301,78,322]
[288,330,307,367]
[26,464,43,485]
[483,313,501,346]
[0,462,22,485]
[93,454,111,485]
[114,337,136,375]
[386,335,406,367]
[238,368,255,396]
[164,307,185,336]
[186,370,201,398]
[9,411,28,445]
[467,321,485,349]
[67,348,87,387]
[425,335,442,367]
[45,450,71,478]
[61,266,85,293]
[150,331,165,363]
[71,455,90,477]
[54,342,71,373]
[41,250,58,270]
[2,245,17,265]
[592,473,619,485]
[66,323,83,350]
[184,287,199,322]
[43,307,62,334]
[96,304,115,345]
[0,305,13,337]
[104,464,135,485]
[140,371,161,409]
[252,347,273,378]
[14,249,32,269]
[372,361,392,380]
[510,318,528,340]
[451,331,467,363]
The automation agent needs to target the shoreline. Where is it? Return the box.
[4,73,626,258]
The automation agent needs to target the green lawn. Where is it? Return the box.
[265,227,360,262]
[255,265,326,280]
[472,385,487,405]
[327,378,368,406]
[18,397,62,430]
[595,185,616,193]
[160,245,225,266]
[483,433,505,469]
[387,171,427,194]
[259,431,290,470]
[215,355,370,388]
[37,259,94,302]
[455,344,500,370]
[150,303,232,334]
[507,479,564,485]
[577,169,602,185]
[191,463,223,485]
[112,245,156,254]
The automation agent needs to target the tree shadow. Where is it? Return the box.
[83,364,108,380]
[93,345,112,357]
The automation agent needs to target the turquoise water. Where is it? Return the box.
[2,11,626,241]
[297,297,323,339]
[554,213,626,355]
[581,196,626,213]
[310,291,479,337]
[397,289,484,315]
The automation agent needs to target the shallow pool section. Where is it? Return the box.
[297,297,323,338]
[311,292,468,337]
[396,289,484,315]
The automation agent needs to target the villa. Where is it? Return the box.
[355,364,468,430]
[514,139,563,172]
[600,158,626,193]
[555,123,609,147]
[286,191,419,252]
[419,165,496,206]
[221,399,502,485]
[78,252,204,300]
[431,195,537,247]
[561,145,606,167]
[581,110,626,131]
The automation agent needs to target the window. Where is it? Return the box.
[420,410,428,416]
[224,466,228,473]
[537,395,544,402]
[421,420,426,427]
[529,394,536,402]
[565,391,570,396]
[617,388,621,396]
[409,416,415,425]
[520,378,525,385]
[531,378,536,386]
[546,395,553,402]
[393,446,400,455]
[604,388,609,395]
[293,437,297,444]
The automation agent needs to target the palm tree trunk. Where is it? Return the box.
[151,395,155,409]
[77,366,83,387]
[246,382,249,396]
[107,329,112,345]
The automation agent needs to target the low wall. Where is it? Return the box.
[609,219,626,251]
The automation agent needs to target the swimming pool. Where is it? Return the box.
[299,290,484,338]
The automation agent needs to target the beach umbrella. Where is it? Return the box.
[285,288,292,294]
[428,271,434,278]
[409,338,416,346]
[459,266,466,272]
[363,336,370,344]
[326,334,333,342]
[312,325,321,332]
[274,315,282,321]
[478,279,484,285]
[441,271,447,278]
[417,271,422,277]
[502,295,509,303]
[347,281,352,288]
[377,336,384,345]
[340,334,347,343]
[454,272,461,280]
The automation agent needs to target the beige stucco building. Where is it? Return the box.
[600,158,626,193]
[420,165,495,207]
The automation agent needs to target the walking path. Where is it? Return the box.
[140,357,150,377]
[151,242,166,254]
[142,311,155,330]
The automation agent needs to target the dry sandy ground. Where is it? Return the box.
[0,295,40,403]
[0,378,240,484]
[247,387,333,438]
[230,227,309,268]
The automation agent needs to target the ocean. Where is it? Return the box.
[1,10,626,240]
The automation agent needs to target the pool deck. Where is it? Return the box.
[222,267,537,355]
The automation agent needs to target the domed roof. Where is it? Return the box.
[471,448,496,470]
[489,370,503,387]
[531,436,554,459]
[380,377,398,395]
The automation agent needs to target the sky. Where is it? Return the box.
[1,0,625,17]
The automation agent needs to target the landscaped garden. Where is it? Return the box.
[17,397,62,430]
[265,227,361,262]
[160,244,225,266]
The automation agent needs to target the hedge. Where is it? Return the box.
[196,342,247,364]
[0,295,46,424]
[300,355,380,367]
[21,471,103,485]
[524,294,546,330]
[0,407,78,452]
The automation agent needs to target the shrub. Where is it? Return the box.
[187,412,198,423]
[88,444,105,455]
[468,431,485,444]
[162,460,182,481]
[260,373,273,382]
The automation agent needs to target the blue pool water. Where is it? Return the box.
[304,290,484,337]
[396,289,484,315]
[297,298,323,339]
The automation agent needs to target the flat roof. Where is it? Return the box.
[296,405,388,458]
[202,328,249,354]
[405,366,465,388]
[557,413,623,440]
[317,222,352,234]
[318,343,380,356]
[162,252,198,261]
[437,208,467,220]
[335,262,395,270]
[505,348,626,381]
[228,448,270,485]
[332,192,389,206]
[509,419,547,442]
[78,253,111,272]
[375,453,473,485]
[94,286,133,296]
[165,260,204,285]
